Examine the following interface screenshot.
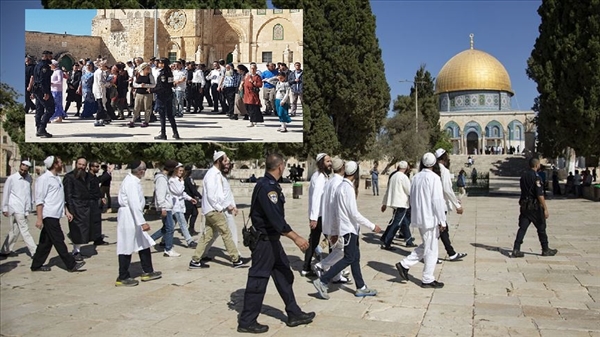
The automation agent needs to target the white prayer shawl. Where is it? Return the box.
[333,179,375,236]
[320,173,343,236]
[308,171,327,221]
[116,173,155,255]
[439,163,461,211]
[381,170,411,209]
[409,169,446,229]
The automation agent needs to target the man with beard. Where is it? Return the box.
[88,161,109,246]
[189,151,249,269]
[1,160,37,258]
[301,153,332,277]
[64,157,92,261]
[31,156,86,272]
[434,149,467,262]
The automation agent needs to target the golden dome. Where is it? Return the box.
[435,48,513,95]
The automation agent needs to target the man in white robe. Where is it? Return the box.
[116,160,161,287]
[396,153,446,288]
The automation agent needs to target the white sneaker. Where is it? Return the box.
[163,249,181,257]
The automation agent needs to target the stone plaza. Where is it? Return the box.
[1,173,599,336]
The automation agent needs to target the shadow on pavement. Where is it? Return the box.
[470,242,513,257]
[228,288,288,323]
[0,261,20,275]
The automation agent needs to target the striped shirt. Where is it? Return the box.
[222,72,241,88]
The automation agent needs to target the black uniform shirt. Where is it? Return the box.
[33,59,52,95]
[250,172,292,237]
[519,169,543,202]
[25,63,35,90]
[152,68,174,100]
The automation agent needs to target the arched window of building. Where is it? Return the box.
[446,127,453,137]
[515,126,521,140]
[273,24,284,40]
[492,126,500,137]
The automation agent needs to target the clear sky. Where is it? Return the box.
[3,0,542,113]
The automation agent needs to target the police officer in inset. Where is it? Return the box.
[32,50,55,138]
[512,157,558,258]
[150,58,180,140]
[238,153,315,334]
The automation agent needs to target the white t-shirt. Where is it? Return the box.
[172,69,186,91]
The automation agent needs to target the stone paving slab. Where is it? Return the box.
[1,175,599,336]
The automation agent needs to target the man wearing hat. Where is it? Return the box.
[1,160,37,258]
[31,156,86,272]
[116,160,162,286]
[434,148,467,262]
[395,153,446,289]
[32,50,55,138]
[189,151,248,269]
[185,62,198,113]
[314,156,351,283]
[302,153,332,277]
[313,161,382,300]
[63,157,93,261]
[150,58,180,140]
[380,160,416,250]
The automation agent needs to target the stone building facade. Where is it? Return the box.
[26,9,303,70]
[435,36,535,155]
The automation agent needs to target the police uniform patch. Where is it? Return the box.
[268,191,278,204]
[536,180,541,187]
[42,68,47,73]
[161,75,166,82]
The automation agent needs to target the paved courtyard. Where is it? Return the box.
[1,177,599,336]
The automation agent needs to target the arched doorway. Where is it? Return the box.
[226,52,233,64]
[57,54,75,71]
[467,132,479,155]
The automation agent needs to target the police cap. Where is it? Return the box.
[42,50,53,55]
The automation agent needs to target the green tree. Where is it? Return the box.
[272,0,390,161]
[526,0,600,159]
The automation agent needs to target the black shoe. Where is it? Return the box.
[31,266,52,272]
[448,252,467,261]
[232,257,250,268]
[94,240,110,246]
[187,241,198,249]
[405,241,418,248]
[243,115,249,120]
[74,113,80,117]
[380,244,396,251]
[154,134,167,140]
[286,311,316,327]
[69,261,86,272]
[541,248,558,256]
[36,130,53,138]
[421,280,444,288]
[229,115,238,120]
[172,134,181,140]
[395,262,409,281]
[189,259,210,269]
[512,249,524,258]
[237,323,269,334]
[189,230,199,236]
[72,253,84,261]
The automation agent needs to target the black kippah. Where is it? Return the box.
[129,160,142,170]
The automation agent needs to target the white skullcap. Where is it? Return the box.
[398,161,408,169]
[51,60,59,66]
[176,162,184,168]
[213,151,226,162]
[21,160,32,167]
[44,156,55,169]
[345,161,358,175]
[422,153,436,168]
[435,148,446,159]
[332,157,344,171]
[316,153,327,162]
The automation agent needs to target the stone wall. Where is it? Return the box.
[25,31,104,65]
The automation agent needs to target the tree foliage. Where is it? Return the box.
[272,0,390,161]
[526,0,600,158]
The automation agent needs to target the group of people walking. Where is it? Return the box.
[26,50,304,139]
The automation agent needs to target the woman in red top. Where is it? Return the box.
[242,63,263,127]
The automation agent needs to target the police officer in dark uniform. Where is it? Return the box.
[32,50,55,138]
[150,58,180,140]
[25,55,36,113]
[512,157,558,258]
[238,153,315,334]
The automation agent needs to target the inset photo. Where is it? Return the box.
[25,9,304,142]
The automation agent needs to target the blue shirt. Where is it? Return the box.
[261,69,279,89]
